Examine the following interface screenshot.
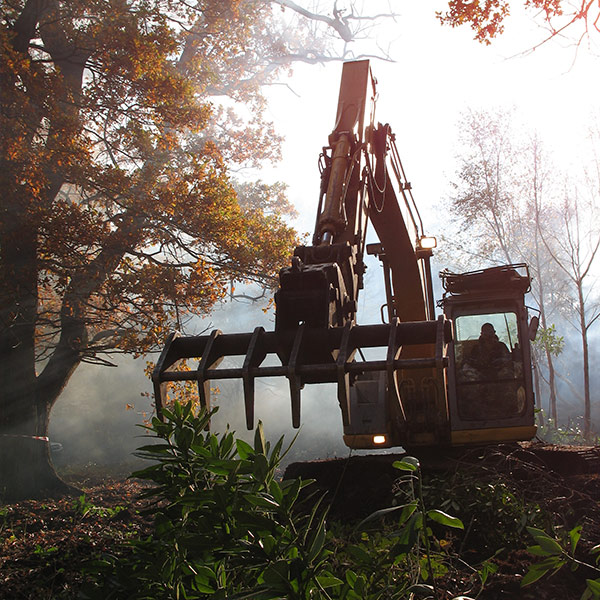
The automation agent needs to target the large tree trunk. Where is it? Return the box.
[0,435,75,502]
[0,338,85,501]
[0,212,78,500]
[0,342,81,501]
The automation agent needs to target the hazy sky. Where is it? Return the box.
[263,2,597,235]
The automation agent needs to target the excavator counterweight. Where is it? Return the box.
[153,61,538,449]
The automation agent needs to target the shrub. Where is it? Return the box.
[82,403,338,599]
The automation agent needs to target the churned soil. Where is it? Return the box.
[285,442,600,599]
[285,442,600,521]
[0,475,153,599]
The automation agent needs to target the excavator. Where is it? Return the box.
[153,60,539,450]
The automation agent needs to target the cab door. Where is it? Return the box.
[444,300,537,444]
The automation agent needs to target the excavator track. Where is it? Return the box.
[283,442,600,521]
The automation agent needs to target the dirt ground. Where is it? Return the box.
[1,442,600,599]
[0,476,153,599]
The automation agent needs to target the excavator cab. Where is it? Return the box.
[153,60,538,450]
[441,265,538,445]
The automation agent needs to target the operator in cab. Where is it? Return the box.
[463,322,511,381]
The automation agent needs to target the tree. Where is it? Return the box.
[446,109,569,426]
[523,134,564,425]
[540,183,600,440]
[446,108,521,266]
[438,0,599,48]
[0,0,394,500]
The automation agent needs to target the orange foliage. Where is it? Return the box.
[438,0,573,44]
[1,1,302,409]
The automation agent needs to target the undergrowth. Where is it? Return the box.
[421,468,551,555]
[79,402,594,599]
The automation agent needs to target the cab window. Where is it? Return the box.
[454,312,526,420]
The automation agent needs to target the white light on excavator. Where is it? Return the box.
[373,435,387,445]
[419,236,437,250]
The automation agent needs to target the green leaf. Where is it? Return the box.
[397,501,419,526]
[427,509,464,529]
[192,574,215,595]
[307,517,327,562]
[356,502,416,528]
[269,479,283,505]
[393,456,420,471]
[219,432,234,457]
[205,464,230,476]
[280,477,302,509]
[236,439,254,460]
[522,557,566,586]
[477,559,498,586]
[262,560,289,588]
[392,512,422,555]
[252,453,269,482]
[587,578,600,591]
[537,537,564,555]
[245,494,280,509]
[354,574,367,596]
[189,443,210,457]
[234,510,278,532]
[316,575,344,588]
[268,436,285,467]
[522,564,552,587]
[173,402,183,418]
[134,443,174,453]
[526,545,548,556]
[586,578,600,599]
[526,527,563,555]
[345,570,357,587]
[526,526,550,539]
[254,421,267,455]
[570,525,582,553]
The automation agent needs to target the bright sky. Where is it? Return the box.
[263,1,598,237]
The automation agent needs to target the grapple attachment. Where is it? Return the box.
[152,316,451,432]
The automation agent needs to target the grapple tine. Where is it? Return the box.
[152,331,181,421]
[287,323,305,428]
[197,330,223,414]
[386,318,406,423]
[336,322,353,426]
[242,327,267,430]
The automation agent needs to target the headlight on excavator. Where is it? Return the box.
[418,236,437,250]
